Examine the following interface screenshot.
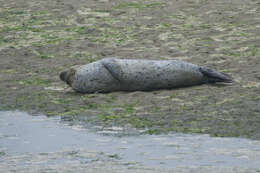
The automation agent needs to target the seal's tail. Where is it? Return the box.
[199,67,233,83]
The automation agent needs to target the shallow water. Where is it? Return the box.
[1,111,260,170]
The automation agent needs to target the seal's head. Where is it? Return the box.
[59,68,77,87]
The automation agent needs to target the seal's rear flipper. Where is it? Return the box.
[199,67,233,83]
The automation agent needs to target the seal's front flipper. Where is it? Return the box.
[101,58,123,82]
[199,67,233,83]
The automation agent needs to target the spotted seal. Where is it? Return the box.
[60,58,232,93]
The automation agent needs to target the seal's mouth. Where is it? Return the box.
[59,68,76,86]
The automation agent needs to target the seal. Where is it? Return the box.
[60,58,233,93]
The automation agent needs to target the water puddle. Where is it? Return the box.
[1,111,260,171]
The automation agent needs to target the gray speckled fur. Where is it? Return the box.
[60,58,232,93]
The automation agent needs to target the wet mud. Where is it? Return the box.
[1,111,260,172]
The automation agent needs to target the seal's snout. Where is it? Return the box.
[60,71,67,82]
[59,68,76,87]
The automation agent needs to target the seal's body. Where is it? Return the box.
[60,58,232,93]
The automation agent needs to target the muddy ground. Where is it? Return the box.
[0,0,260,139]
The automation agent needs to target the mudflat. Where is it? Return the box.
[0,0,260,139]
